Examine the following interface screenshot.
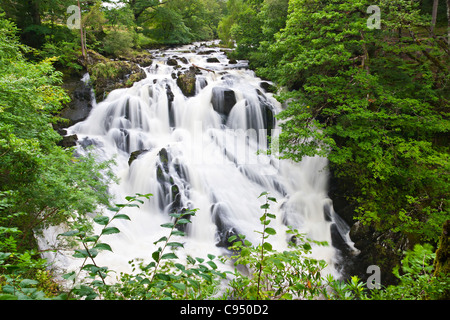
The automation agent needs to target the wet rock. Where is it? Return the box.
[57,134,78,148]
[176,67,197,97]
[260,81,277,93]
[211,87,237,120]
[78,50,146,102]
[53,75,94,134]
[128,149,149,166]
[167,58,178,66]
[206,57,220,63]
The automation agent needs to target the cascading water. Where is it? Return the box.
[42,41,357,283]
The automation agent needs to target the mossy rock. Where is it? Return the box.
[434,220,450,276]
[78,50,148,102]
[176,67,197,97]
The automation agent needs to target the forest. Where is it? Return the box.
[0,0,449,301]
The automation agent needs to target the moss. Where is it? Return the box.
[434,220,450,276]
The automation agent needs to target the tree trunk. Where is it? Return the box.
[431,0,439,34]
[78,0,86,58]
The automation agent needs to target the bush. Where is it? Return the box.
[102,30,134,57]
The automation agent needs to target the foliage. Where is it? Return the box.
[0,15,116,299]
[102,30,135,57]
[58,193,226,300]
[370,244,450,300]
[222,192,330,300]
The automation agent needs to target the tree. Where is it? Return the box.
[260,0,449,245]
[0,15,114,250]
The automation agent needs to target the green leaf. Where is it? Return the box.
[207,260,218,269]
[161,222,175,229]
[113,214,131,221]
[260,203,270,209]
[265,227,276,235]
[176,218,191,225]
[94,215,110,225]
[171,230,186,237]
[94,243,113,252]
[161,253,178,260]
[101,227,120,235]
[174,263,185,271]
[187,278,200,289]
[167,242,184,248]
[258,191,269,198]
[263,242,273,251]
[152,251,160,262]
[207,254,216,260]
[0,294,18,300]
[19,279,38,287]
[154,236,168,245]
[171,283,186,291]
[156,273,170,281]
[240,247,251,257]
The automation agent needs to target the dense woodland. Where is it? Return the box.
[0,0,449,300]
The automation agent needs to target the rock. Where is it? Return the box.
[176,67,197,97]
[131,54,153,68]
[206,57,220,63]
[434,220,450,280]
[260,81,277,93]
[167,58,178,66]
[57,134,78,148]
[228,59,237,64]
[53,74,94,137]
[211,87,237,120]
[128,149,149,166]
[78,50,147,102]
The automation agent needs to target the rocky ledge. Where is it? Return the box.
[54,49,153,148]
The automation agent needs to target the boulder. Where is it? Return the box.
[167,58,178,66]
[79,50,146,102]
[211,87,237,120]
[57,134,78,148]
[206,57,220,63]
[128,149,149,166]
[176,67,197,97]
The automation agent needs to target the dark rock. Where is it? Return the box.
[54,75,94,133]
[197,50,216,55]
[57,134,78,148]
[131,54,153,68]
[211,87,237,121]
[260,81,277,93]
[206,57,220,63]
[128,149,149,166]
[176,67,197,97]
[228,59,237,64]
[167,58,178,66]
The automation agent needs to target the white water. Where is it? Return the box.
[41,42,356,283]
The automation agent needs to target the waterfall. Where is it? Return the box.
[42,41,357,281]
